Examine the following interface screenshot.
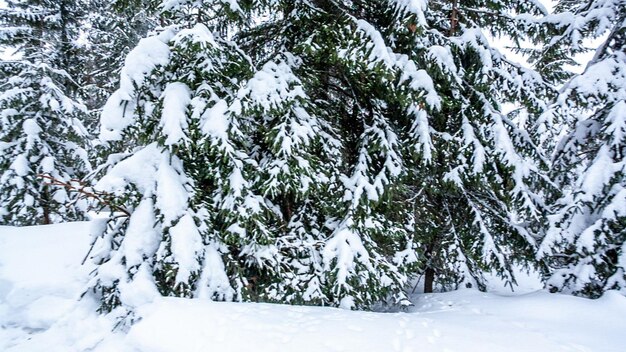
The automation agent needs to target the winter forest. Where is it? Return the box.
[0,0,625,348]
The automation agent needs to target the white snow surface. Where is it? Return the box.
[2,222,626,352]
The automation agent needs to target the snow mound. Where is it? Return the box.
[0,223,95,349]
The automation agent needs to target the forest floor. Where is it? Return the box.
[1,222,625,352]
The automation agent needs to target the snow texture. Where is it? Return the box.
[1,223,626,351]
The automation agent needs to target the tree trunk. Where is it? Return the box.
[42,188,51,225]
[449,0,459,36]
[424,266,435,293]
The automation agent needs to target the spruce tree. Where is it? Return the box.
[87,0,555,316]
[88,0,416,312]
[0,0,91,225]
[380,0,554,292]
[82,0,156,112]
[88,2,254,315]
[538,0,626,297]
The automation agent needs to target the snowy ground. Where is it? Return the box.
[1,223,625,352]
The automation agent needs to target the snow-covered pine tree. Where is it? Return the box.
[238,1,423,307]
[0,0,91,225]
[538,0,626,297]
[232,52,340,305]
[238,1,423,308]
[231,0,553,307]
[236,1,438,308]
[88,0,556,316]
[82,0,156,112]
[389,0,554,292]
[88,0,416,313]
[87,0,271,315]
[234,0,554,306]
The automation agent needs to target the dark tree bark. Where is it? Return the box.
[424,266,435,293]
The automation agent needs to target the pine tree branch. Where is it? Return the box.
[37,174,131,217]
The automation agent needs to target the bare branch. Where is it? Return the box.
[37,174,131,217]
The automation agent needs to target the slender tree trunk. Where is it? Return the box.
[59,1,70,70]
[43,208,51,225]
[42,187,51,225]
[281,195,293,229]
[449,0,459,36]
[423,239,436,293]
[424,266,435,293]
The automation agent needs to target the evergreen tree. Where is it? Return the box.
[87,0,554,317]
[87,0,409,313]
[82,0,156,112]
[88,4,252,315]
[382,0,554,292]
[538,0,626,297]
[0,0,91,225]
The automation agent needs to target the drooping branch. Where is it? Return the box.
[37,174,131,217]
